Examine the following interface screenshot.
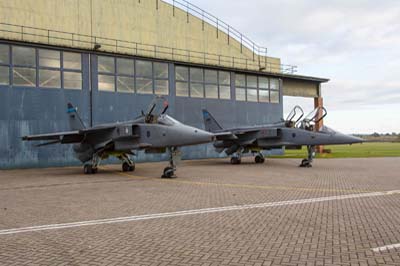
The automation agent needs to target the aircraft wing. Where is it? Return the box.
[22,131,84,144]
[79,125,116,135]
[22,126,117,146]
[213,128,262,141]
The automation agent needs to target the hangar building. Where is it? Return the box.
[0,0,328,168]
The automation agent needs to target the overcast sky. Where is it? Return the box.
[188,0,400,134]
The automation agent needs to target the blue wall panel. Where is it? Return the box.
[0,45,284,169]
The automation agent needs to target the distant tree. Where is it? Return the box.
[372,132,380,137]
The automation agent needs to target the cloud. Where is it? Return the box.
[186,0,400,132]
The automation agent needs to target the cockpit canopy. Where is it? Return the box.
[319,125,337,134]
[157,114,181,126]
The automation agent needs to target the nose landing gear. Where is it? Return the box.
[299,145,315,168]
[162,147,179,178]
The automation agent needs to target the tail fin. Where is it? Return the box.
[67,103,86,131]
[202,109,223,132]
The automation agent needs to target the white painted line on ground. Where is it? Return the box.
[1,190,399,236]
[372,243,400,252]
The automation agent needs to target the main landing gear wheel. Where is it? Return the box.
[162,166,175,178]
[122,162,135,172]
[84,164,98,174]
[254,155,265,164]
[230,157,241,165]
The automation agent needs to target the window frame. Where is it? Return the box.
[62,51,83,90]
[0,44,10,86]
[11,45,37,88]
[38,48,61,89]
[116,57,135,93]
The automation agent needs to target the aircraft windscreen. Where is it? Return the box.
[158,115,181,126]
[320,126,336,134]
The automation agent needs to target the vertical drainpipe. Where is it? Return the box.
[314,83,324,153]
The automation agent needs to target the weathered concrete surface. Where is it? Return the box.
[1,157,400,265]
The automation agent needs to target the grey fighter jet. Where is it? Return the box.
[202,106,363,167]
[22,97,214,178]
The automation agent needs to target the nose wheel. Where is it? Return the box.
[162,166,175,178]
[162,147,178,178]
[299,145,315,168]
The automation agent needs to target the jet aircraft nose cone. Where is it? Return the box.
[193,128,215,143]
[349,135,364,144]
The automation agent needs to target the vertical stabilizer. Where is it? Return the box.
[67,103,86,131]
[202,109,223,132]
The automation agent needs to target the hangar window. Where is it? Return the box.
[136,60,154,94]
[0,66,9,85]
[176,81,189,97]
[190,68,204,98]
[175,66,188,81]
[235,74,246,101]
[218,71,231,100]
[154,62,168,79]
[190,68,204,83]
[39,49,60,68]
[219,85,231,99]
[63,72,82,90]
[63,52,82,90]
[246,75,258,102]
[155,79,168,95]
[13,67,36,87]
[154,62,169,95]
[205,84,218,99]
[38,49,61,89]
[117,76,135,93]
[13,46,36,66]
[98,56,116,92]
[0,44,9,65]
[136,77,153,94]
[190,82,204,98]
[98,56,115,73]
[98,74,115,92]
[205,70,218,84]
[63,52,82,70]
[270,78,280,103]
[136,60,152,78]
[0,44,9,85]
[176,66,230,99]
[12,46,36,87]
[116,58,134,93]
[258,77,269,103]
[205,70,217,99]
[39,69,61,88]
[236,88,246,101]
[117,58,134,76]
[204,70,231,100]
